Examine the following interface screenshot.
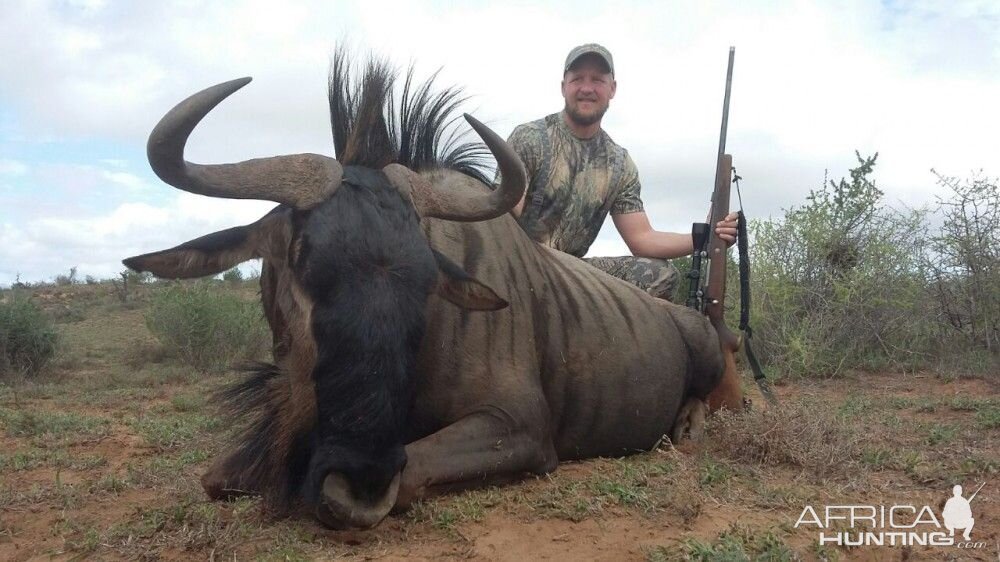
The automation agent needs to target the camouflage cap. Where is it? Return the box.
[564,43,614,76]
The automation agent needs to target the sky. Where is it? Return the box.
[1,0,998,286]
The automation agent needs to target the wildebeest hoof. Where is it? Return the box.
[671,398,708,443]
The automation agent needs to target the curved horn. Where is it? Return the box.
[399,114,526,222]
[148,77,342,209]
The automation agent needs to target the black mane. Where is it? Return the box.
[328,49,492,184]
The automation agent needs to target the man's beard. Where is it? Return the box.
[564,99,608,127]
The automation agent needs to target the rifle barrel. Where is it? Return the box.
[968,481,986,502]
[715,47,735,175]
[708,47,735,244]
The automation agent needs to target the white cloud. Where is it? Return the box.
[101,170,150,191]
[66,0,108,12]
[60,28,103,55]
[0,159,29,176]
[586,235,630,260]
[0,193,274,284]
[0,162,156,215]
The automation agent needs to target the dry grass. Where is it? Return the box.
[706,398,866,481]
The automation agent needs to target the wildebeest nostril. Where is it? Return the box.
[318,471,401,529]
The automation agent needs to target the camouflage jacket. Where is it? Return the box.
[496,113,644,257]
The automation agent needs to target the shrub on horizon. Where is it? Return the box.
[0,294,58,378]
[145,283,268,373]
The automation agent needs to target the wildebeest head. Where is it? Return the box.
[123,54,526,529]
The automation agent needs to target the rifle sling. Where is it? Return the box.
[735,205,778,404]
[737,210,752,337]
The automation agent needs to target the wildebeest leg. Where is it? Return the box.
[395,408,558,508]
[671,397,708,443]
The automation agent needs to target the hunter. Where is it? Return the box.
[497,43,739,299]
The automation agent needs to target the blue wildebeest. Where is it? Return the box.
[123,53,730,529]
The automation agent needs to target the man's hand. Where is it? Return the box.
[716,212,739,246]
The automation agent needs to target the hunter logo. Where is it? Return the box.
[794,482,986,549]
[942,483,981,541]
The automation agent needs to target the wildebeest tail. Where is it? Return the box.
[214,362,313,511]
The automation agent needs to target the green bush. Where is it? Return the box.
[925,171,999,355]
[675,154,996,378]
[144,283,269,373]
[221,267,244,284]
[54,266,78,286]
[0,294,59,378]
[748,153,939,377]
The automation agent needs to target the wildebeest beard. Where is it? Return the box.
[295,168,436,511]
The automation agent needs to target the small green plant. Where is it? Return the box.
[947,397,994,411]
[837,395,873,418]
[0,408,111,442]
[409,488,498,534]
[128,412,223,451]
[144,282,268,373]
[861,447,893,470]
[652,523,796,561]
[65,525,102,554]
[0,448,106,472]
[169,392,206,412]
[699,459,733,488]
[92,474,131,494]
[958,456,999,476]
[897,450,923,475]
[592,476,652,508]
[925,424,958,446]
[0,294,58,378]
[975,407,1000,429]
[886,396,915,409]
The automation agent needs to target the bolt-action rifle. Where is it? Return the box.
[687,47,776,406]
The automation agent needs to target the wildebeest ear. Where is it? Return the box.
[122,207,290,279]
[432,250,508,311]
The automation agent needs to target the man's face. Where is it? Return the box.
[561,55,617,127]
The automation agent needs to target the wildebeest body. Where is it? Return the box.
[388,206,722,501]
[249,193,722,506]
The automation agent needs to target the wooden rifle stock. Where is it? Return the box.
[705,154,741,355]
[702,153,744,411]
